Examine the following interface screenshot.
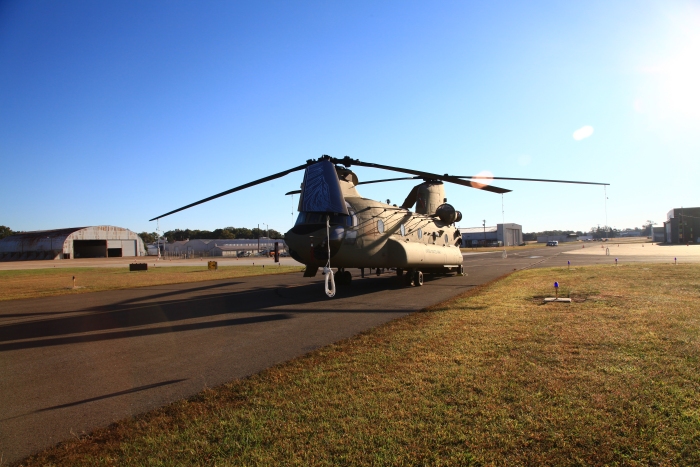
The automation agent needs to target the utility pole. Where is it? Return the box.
[263,223,269,252]
[604,186,609,240]
[156,219,162,261]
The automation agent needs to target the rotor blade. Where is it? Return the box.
[356,176,421,186]
[150,163,309,221]
[333,157,511,194]
[457,176,609,186]
[287,176,422,193]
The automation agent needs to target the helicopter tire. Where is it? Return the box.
[403,269,415,286]
[414,270,424,287]
[335,270,352,285]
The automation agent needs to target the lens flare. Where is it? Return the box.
[470,170,494,190]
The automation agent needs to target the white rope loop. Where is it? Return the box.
[324,215,335,297]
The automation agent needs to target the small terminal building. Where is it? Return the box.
[0,226,146,261]
[461,223,523,247]
[664,207,700,244]
[537,233,579,244]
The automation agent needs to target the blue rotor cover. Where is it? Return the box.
[300,160,348,215]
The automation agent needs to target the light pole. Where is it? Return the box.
[604,186,608,239]
[482,219,486,247]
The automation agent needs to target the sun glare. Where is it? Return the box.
[637,5,700,122]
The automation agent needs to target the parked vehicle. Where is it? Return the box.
[546,241,559,246]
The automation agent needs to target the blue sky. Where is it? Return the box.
[1,1,698,235]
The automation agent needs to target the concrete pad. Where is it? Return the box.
[544,297,572,303]
[569,243,700,258]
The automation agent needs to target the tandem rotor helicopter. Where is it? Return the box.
[151,155,608,297]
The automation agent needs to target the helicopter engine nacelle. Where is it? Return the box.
[401,181,446,215]
[435,203,461,224]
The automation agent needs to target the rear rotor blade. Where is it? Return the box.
[356,176,421,186]
[150,163,309,221]
[333,157,511,194]
[457,175,609,186]
[286,176,421,194]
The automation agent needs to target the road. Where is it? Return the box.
[1,243,696,463]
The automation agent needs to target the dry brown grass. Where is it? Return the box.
[17,263,700,466]
[0,265,304,302]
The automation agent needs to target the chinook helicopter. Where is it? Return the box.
[151,155,608,297]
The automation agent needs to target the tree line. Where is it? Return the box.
[523,221,657,241]
[138,227,285,244]
[0,226,12,240]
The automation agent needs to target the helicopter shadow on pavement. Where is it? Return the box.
[0,275,414,353]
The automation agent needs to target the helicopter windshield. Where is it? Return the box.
[295,203,357,227]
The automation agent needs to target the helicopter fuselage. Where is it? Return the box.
[284,174,463,276]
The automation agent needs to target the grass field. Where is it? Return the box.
[0,265,304,302]
[18,263,700,466]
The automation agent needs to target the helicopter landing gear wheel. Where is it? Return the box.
[458,265,465,276]
[414,270,424,286]
[335,270,351,285]
[403,269,415,286]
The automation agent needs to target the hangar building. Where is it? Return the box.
[461,223,523,247]
[664,207,700,244]
[0,226,146,261]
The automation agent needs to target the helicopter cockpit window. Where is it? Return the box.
[400,224,406,236]
[377,219,385,233]
[417,228,423,239]
[295,202,357,228]
[444,234,449,244]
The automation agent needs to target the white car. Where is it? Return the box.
[546,241,559,246]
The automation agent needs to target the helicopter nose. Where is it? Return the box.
[285,224,345,264]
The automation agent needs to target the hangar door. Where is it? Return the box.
[503,228,521,246]
[107,240,137,257]
[73,240,107,258]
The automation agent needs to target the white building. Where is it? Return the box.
[461,223,523,247]
[162,238,287,258]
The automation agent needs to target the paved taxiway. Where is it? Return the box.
[1,243,698,463]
